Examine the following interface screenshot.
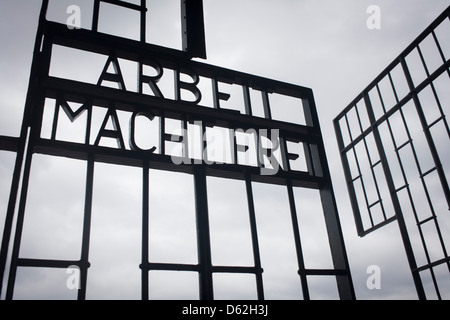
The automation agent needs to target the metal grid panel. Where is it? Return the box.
[334,6,450,300]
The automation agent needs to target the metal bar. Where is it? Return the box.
[211,266,262,274]
[286,179,309,300]
[415,257,450,273]
[0,136,20,152]
[92,0,100,32]
[145,263,200,272]
[262,90,272,120]
[193,166,213,300]
[78,154,94,300]
[0,130,28,298]
[5,135,35,300]
[140,0,146,43]
[181,0,207,59]
[141,161,149,300]
[302,269,348,276]
[244,174,265,300]
[100,0,146,11]
[17,258,83,269]
[3,8,52,297]
[303,91,355,300]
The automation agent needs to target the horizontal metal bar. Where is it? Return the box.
[33,138,326,188]
[211,266,263,274]
[358,216,397,237]
[427,116,446,129]
[98,0,146,12]
[142,263,200,272]
[45,21,313,99]
[17,258,89,269]
[396,140,412,152]
[418,215,436,226]
[372,159,382,168]
[43,77,316,141]
[414,256,450,273]
[368,199,382,209]
[300,269,348,276]
[421,167,437,178]
[141,263,263,275]
[0,136,20,152]
[395,184,409,193]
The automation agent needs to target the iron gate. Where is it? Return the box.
[335,6,450,300]
[0,0,355,300]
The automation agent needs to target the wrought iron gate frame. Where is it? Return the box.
[334,5,450,300]
[0,0,355,300]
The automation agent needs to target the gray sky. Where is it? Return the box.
[0,0,449,300]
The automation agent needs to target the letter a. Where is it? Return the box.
[67,5,81,30]
[97,54,126,90]
[94,106,126,150]
[366,265,381,290]
[366,5,381,30]
[66,265,81,290]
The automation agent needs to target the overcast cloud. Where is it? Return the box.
[0,0,449,300]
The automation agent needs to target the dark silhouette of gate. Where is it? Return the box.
[0,0,354,300]
[335,6,450,300]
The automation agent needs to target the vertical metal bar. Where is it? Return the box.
[78,154,95,300]
[85,103,92,146]
[159,115,165,155]
[140,0,146,43]
[286,179,309,300]
[363,91,427,300]
[51,98,60,140]
[262,91,272,120]
[92,0,100,32]
[243,85,253,116]
[244,174,264,300]
[141,161,149,300]
[0,130,28,297]
[319,186,356,300]
[193,166,213,300]
[181,0,207,59]
[304,91,355,300]
[5,137,34,300]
